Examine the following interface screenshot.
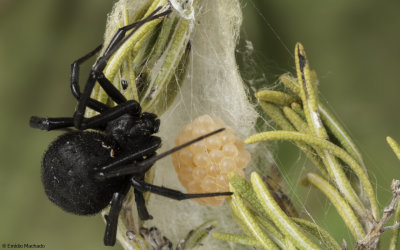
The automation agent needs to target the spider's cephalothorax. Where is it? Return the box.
[29,6,231,247]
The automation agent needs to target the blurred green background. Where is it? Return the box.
[0,0,399,249]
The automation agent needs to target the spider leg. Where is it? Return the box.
[73,63,129,129]
[70,44,109,113]
[94,136,161,176]
[93,70,127,105]
[131,178,233,200]
[102,7,172,60]
[101,9,158,58]
[29,116,74,131]
[79,100,142,129]
[73,75,98,128]
[89,7,173,105]
[73,7,172,129]
[104,183,131,246]
[97,129,225,179]
[30,99,142,131]
[134,188,153,220]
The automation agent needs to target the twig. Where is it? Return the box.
[354,180,400,249]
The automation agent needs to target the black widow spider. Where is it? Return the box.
[29,6,232,246]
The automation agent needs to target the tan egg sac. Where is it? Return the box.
[172,115,250,206]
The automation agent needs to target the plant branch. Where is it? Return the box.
[355,180,400,249]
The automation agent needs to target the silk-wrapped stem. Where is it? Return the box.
[118,9,139,101]
[86,0,170,117]
[146,11,179,66]
[139,15,192,115]
[246,131,379,219]
[99,0,168,91]
[88,1,194,118]
[88,1,154,110]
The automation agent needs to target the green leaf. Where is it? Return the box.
[251,172,321,250]
[213,233,263,248]
[229,184,280,250]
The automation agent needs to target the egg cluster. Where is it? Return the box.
[172,115,251,206]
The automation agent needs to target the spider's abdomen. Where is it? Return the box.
[42,131,125,215]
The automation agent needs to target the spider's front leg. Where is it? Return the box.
[72,7,172,130]
[79,100,141,130]
[29,100,142,131]
[29,116,74,131]
[70,44,110,113]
